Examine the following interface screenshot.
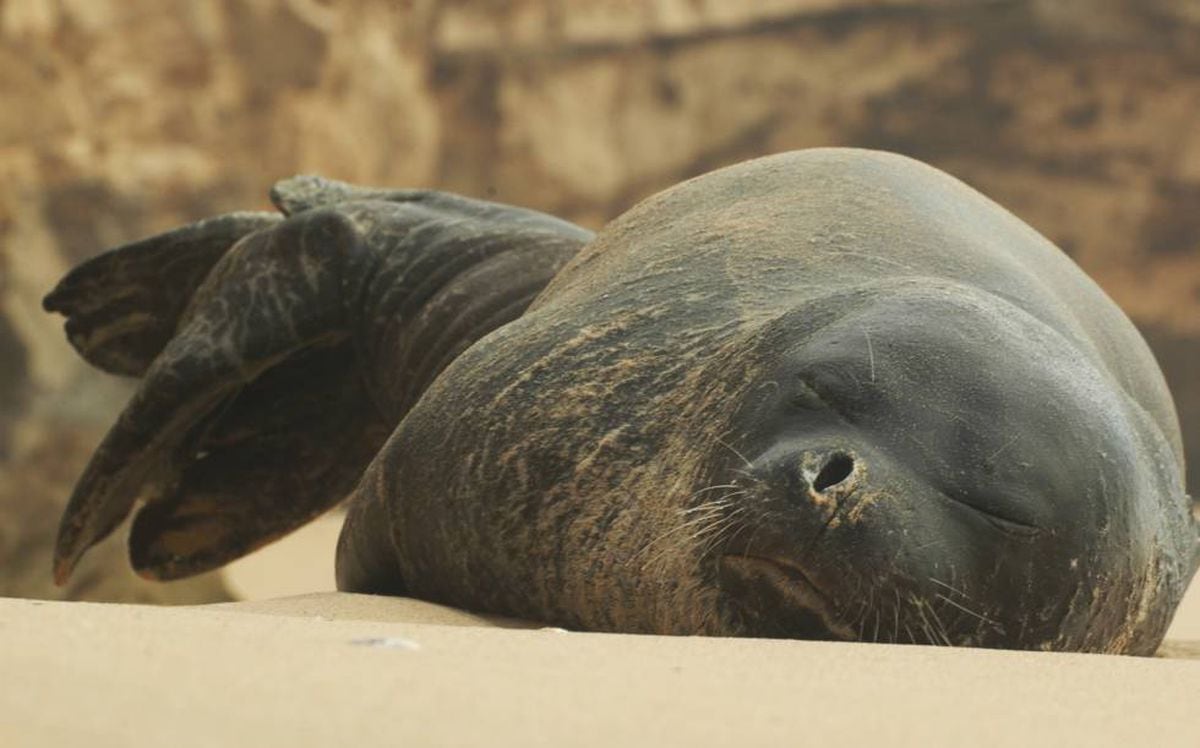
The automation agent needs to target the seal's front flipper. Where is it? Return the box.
[43,212,281,376]
[51,209,386,582]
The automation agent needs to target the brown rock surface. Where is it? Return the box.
[0,0,1197,602]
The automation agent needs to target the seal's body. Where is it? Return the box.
[47,150,1198,654]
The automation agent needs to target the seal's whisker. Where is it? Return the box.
[986,434,1020,462]
[684,484,742,503]
[914,598,951,647]
[925,599,952,646]
[632,509,729,565]
[672,493,742,522]
[933,592,999,627]
[681,497,744,549]
[893,588,901,643]
[716,517,756,560]
[928,576,968,598]
[694,504,752,558]
[738,507,783,561]
[713,434,754,470]
[862,327,876,383]
[911,539,947,553]
[731,468,760,482]
[692,523,732,562]
[637,493,747,572]
[696,502,755,560]
[675,501,733,518]
[676,495,745,520]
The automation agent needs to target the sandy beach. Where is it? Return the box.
[3,512,1196,747]
[2,591,1197,748]
[2,4,1198,746]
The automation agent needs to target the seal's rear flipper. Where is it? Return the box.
[51,209,386,583]
[127,339,390,579]
[42,212,281,376]
[51,181,594,586]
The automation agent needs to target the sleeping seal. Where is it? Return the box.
[45,149,1198,654]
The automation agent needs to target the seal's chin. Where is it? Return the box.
[718,555,852,641]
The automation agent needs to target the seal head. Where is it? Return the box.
[715,282,1188,651]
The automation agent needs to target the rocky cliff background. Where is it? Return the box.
[0,0,1197,602]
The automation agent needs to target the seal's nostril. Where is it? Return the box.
[813,453,854,492]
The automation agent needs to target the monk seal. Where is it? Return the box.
[45,149,1198,654]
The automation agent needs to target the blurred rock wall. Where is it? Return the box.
[1,0,1197,600]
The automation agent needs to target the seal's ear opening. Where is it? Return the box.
[50,210,385,583]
